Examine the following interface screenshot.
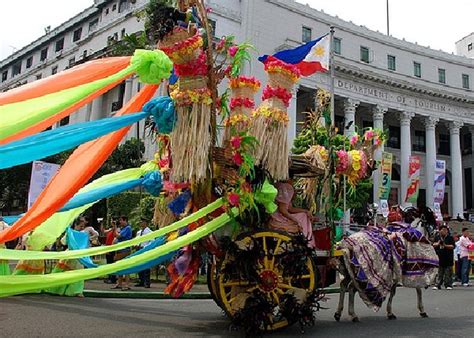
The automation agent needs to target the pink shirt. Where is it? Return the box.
[459,235,473,258]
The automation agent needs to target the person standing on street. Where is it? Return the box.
[459,227,473,287]
[112,215,133,291]
[135,217,152,288]
[432,225,455,290]
[103,218,118,284]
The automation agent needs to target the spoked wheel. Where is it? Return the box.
[207,256,222,309]
[216,230,317,331]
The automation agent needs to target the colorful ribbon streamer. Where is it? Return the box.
[0,86,158,244]
[0,209,233,297]
[0,199,224,261]
[0,112,149,169]
[65,227,97,268]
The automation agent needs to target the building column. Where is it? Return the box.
[449,121,464,218]
[343,98,360,225]
[343,98,359,136]
[424,117,439,209]
[400,111,414,207]
[90,95,104,121]
[123,78,133,106]
[288,85,299,150]
[372,105,387,203]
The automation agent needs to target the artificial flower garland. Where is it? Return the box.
[229,97,255,110]
[229,76,261,92]
[170,87,212,106]
[252,106,289,125]
[225,114,249,127]
[261,85,292,107]
[173,52,208,76]
[264,59,301,83]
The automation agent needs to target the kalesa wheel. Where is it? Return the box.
[213,230,317,332]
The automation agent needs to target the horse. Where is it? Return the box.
[332,206,438,322]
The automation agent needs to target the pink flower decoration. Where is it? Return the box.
[374,137,382,147]
[358,151,368,179]
[350,134,359,146]
[216,38,225,51]
[159,158,169,168]
[228,193,240,206]
[232,152,243,166]
[230,136,242,149]
[364,130,375,141]
[228,46,239,57]
[336,150,349,174]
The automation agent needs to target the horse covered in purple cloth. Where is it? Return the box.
[333,208,438,322]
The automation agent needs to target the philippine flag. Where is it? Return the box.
[258,34,330,76]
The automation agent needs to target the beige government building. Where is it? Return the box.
[1,0,473,218]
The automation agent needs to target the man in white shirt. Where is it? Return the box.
[459,227,473,287]
[135,217,152,288]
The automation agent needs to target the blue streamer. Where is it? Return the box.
[65,227,97,268]
[142,96,176,134]
[142,171,163,197]
[114,236,176,275]
[0,112,149,169]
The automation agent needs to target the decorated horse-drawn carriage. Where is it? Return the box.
[0,0,439,335]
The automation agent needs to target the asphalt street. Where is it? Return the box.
[0,287,473,337]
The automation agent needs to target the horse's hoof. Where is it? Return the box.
[387,314,397,320]
[334,313,341,322]
[352,317,360,323]
[420,312,428,318]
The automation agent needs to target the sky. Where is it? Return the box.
[1,0,473,61]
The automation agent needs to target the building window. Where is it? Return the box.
[462,74,470,89]
[121,28,126,38]
[360,46,370,63]
[105,8,109,15]
[335,115,344,135]
[26,56,33,69]
[438,134,450,155]
[73,27,82,42]
[55,38,64,52]
[468,43,473,51]
[438,68,446,84]
[83,50,88,59]
[413,130,426,152]
[362,120,373,129]
[89,18,99,32]
[119,0,129,13]
[51,66,58,75]
[333,37,341,55]
[59,116,70,126]
[387,55,396,71]
[413,62,421,78]
[40,47,48,61]
[12,62,21,77]
[1,70,7,82]
[35,73,42,80]
[462,132,472,155]
[208,19,216,38]
[387,126,400,149]
[112,3,117,11]
[68,57,75,67]
[302,26,312,43]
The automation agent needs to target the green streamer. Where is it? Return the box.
[27,162,158,250]
[0,209,233,297]
[0,198,224,260]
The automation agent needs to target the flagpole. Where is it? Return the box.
[386,0,390,36]
[329,26,335,126]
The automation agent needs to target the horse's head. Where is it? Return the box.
[409,207,437,239]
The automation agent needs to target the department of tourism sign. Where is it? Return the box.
[378,152,393,200]
[433,160,446,204]
[28,161,60,209]
[405,156,421,203]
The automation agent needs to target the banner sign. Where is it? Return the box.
[379,199,389,218]
[378,152,393,200]
[433,202,443,221]
[405,155,421,203]
[433,160,446,204]
[28,161,60,209]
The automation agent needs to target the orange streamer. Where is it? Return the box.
[0,57,131,106]
[0,74,132,145]
[0,85,158,244]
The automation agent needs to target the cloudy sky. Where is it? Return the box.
[1,0,473,61]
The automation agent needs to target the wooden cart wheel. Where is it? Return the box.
[216,231,317,331]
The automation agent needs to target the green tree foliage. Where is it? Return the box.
[111,32,150,56]
[107,191,144,221]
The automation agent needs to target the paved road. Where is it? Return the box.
[1,287,473,337]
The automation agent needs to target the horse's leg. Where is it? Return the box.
[348,286,359,322]
[386,285,397,320]
[416,287,428,318]
[334,278,346,322]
